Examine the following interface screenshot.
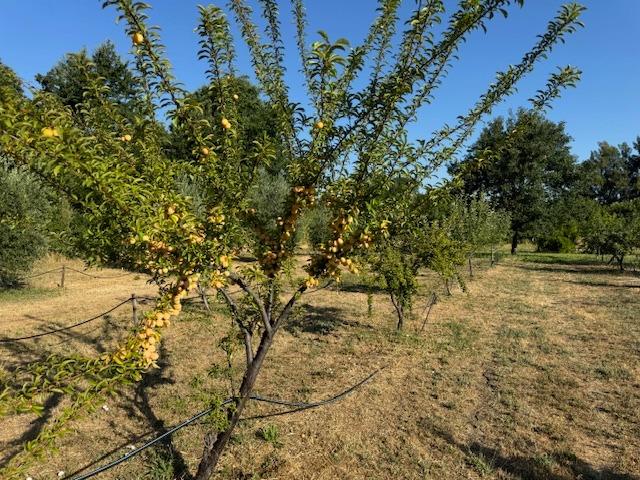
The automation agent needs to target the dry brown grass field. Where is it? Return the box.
[1,251,639,479]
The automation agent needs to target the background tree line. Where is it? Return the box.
[451,108,640,269]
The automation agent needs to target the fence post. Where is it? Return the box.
[60,265,66,288]
[131,293,138,325]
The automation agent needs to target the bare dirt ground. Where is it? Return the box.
[0,254,638,479]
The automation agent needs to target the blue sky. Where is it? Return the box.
[1,0,638,168]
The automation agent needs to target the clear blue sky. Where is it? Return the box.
[1,0,638,166]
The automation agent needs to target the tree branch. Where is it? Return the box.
[229,273,272,335]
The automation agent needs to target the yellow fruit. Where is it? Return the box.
[221,118,231,130]
[142,234,149,242]
[132,32,144,45]
[201,146,210,156]
[337,238,344,246]
[41,127,58,138]
[122,134,132,142]
[232,94,239,100]
[166,206,175,215]
[315,120,324,130]
[128,237,136,245]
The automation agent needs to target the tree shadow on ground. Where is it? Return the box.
[424,421,639,480]
[126,343,193,479]
[0,392,63,467]
[561,279,640,289]
[63,343,193,479]
[512,263,636,277]
[331,282,387,294]
[285,304,364,335]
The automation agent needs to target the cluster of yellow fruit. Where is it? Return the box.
[120,134,132,142]
[136,272,200,366]
[41,127,60,138]
[259,185,316,275]
[304,276,319,288]
[188,232,205,244]
[221,117,231,130]
[207,210,226,226]
[306,212,375,280]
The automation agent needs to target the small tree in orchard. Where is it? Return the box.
[582,200,640,270]
[454,197,511,274]
[0,0,583,477]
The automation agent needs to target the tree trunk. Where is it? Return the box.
[390,293,404,330]
[490,245,495,266]
[511,232,519,255]
[194,283,304,479]
[194,329,273,480]
[468,256,474,277]
[618,254,625,271]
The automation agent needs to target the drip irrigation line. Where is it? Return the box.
[0,298,132,343]
[245,367,384,420]
[67,368,383,480]
[68,399,235,480]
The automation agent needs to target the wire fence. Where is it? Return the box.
[0,296,144,343]
[21,265,135,283]
[67,368,383,480]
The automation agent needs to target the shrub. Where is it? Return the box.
[0,164,68,287]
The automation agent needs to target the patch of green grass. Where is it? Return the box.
[436,321,476,352]
[594,362,632,381]
[0,287,60,303]
[257,424,282,447]
[498,325,527,340]
[466,451,495,477]
[142,445,175,480]
[517,252,604,266]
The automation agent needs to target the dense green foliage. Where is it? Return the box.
[0,164,70,287]
[450,109,576,254]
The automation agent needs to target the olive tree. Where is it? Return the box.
[0,0,583,477]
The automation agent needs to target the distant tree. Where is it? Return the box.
[167,77,279,165]
[582,199,640,270]
[36,41,142,120]
[579,142,629,204]
[623,138,640,198]
[450,109,577,254]
[533,194,598,253]
[579,138,640,204]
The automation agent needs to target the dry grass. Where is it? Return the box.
[0,253,639,479]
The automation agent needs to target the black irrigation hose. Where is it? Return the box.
[67,368,383,480]
[245,367,383,420]
[0,298,133,343]
[68,399,235,480]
